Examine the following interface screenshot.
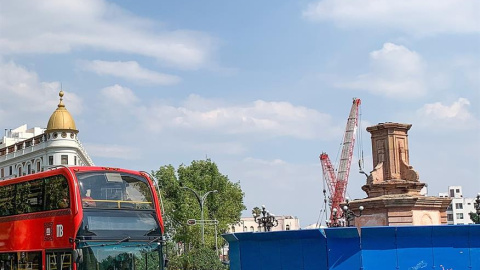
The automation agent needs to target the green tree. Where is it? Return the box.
[168,247,225,270]
[154,159,245,261]
[252,206,261,218]
[469,212,479,224]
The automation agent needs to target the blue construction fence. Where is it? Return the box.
[222,225,480,270]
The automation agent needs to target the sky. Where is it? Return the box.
[1,0,479,227]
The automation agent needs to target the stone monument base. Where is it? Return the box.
[348,195,451,227]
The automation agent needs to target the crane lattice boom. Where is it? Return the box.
[320,98,361,222]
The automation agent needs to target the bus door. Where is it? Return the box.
[46,251,72,270]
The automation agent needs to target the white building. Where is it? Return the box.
[438,186,477,225]
[230,215,301,233]
[0,91,93,180]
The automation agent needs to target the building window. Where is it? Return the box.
[37,161,41,172]
[447,204,452,210]
[61,155,68,165]
[74,156,77,165]
[0,168,3,178]
[455,203,463,209]
[250,226,254,232]
[9,166,12,175]
[449,189,454,197]
[447,214,453,221]
[286,224,290,231]
[456,213,464,219]
[455,189,460,193]
[18,167,22,176]
[27,164,31,174]
[48,156,53,165]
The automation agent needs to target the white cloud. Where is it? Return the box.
[0,0,214,69]
[83,143,140,160]
[81,60,181,85]
[100,84,140,107]
[0,60,82,127]
[96,90,341,140]
[142,95,341,140]
[416,98,479,129]
[303,0,480,36]
[337,43,427,99]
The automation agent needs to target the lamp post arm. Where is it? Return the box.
[181,186,202,206]
[201,190,218,208]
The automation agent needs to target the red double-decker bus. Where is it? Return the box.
[0,166,165,270]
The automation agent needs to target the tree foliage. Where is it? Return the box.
[469,212,479,224]
[252,206,261,217]
[168,247,226,270]
[154,159,245,252]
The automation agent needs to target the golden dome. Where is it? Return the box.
[46,90,78,133]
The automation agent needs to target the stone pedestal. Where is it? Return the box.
[350,122,451,227]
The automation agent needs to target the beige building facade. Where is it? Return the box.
[230,215,301,233]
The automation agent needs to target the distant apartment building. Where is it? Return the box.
[230,215,301,233]
[0,91,93,180]
[438,186,477,225]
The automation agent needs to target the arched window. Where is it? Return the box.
[250,226,254,232]
[243,226,247,232]
[286,224,290,231]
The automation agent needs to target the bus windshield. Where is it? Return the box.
[76,172,153,210]
[77,242,161,270]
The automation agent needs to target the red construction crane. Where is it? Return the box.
[320,98,361,223]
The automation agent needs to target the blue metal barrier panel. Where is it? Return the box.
[224,224,480,270]
[395,226,433,270]
[324,227,361,270]
[361,226,397,270]
[224,229,328,270]
[469,225,480,270]
[223,233,241,270]
[431,225,470,269]
[301,230,328,270]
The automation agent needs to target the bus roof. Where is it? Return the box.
[0,166,149,186]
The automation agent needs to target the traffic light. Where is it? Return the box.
[187,219,196,225]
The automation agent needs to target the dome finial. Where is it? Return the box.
[58,90,65,107]
[47,90,78,133]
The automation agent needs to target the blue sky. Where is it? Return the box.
[1,0,479,226]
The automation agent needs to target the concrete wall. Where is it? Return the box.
[223,225,480,270]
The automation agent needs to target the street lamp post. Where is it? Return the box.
[181,186,217,245]
[327,198,364,227]
[253,205,278,232]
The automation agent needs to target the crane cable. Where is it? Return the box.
[357,104,364,171]
[316,177,328,228]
